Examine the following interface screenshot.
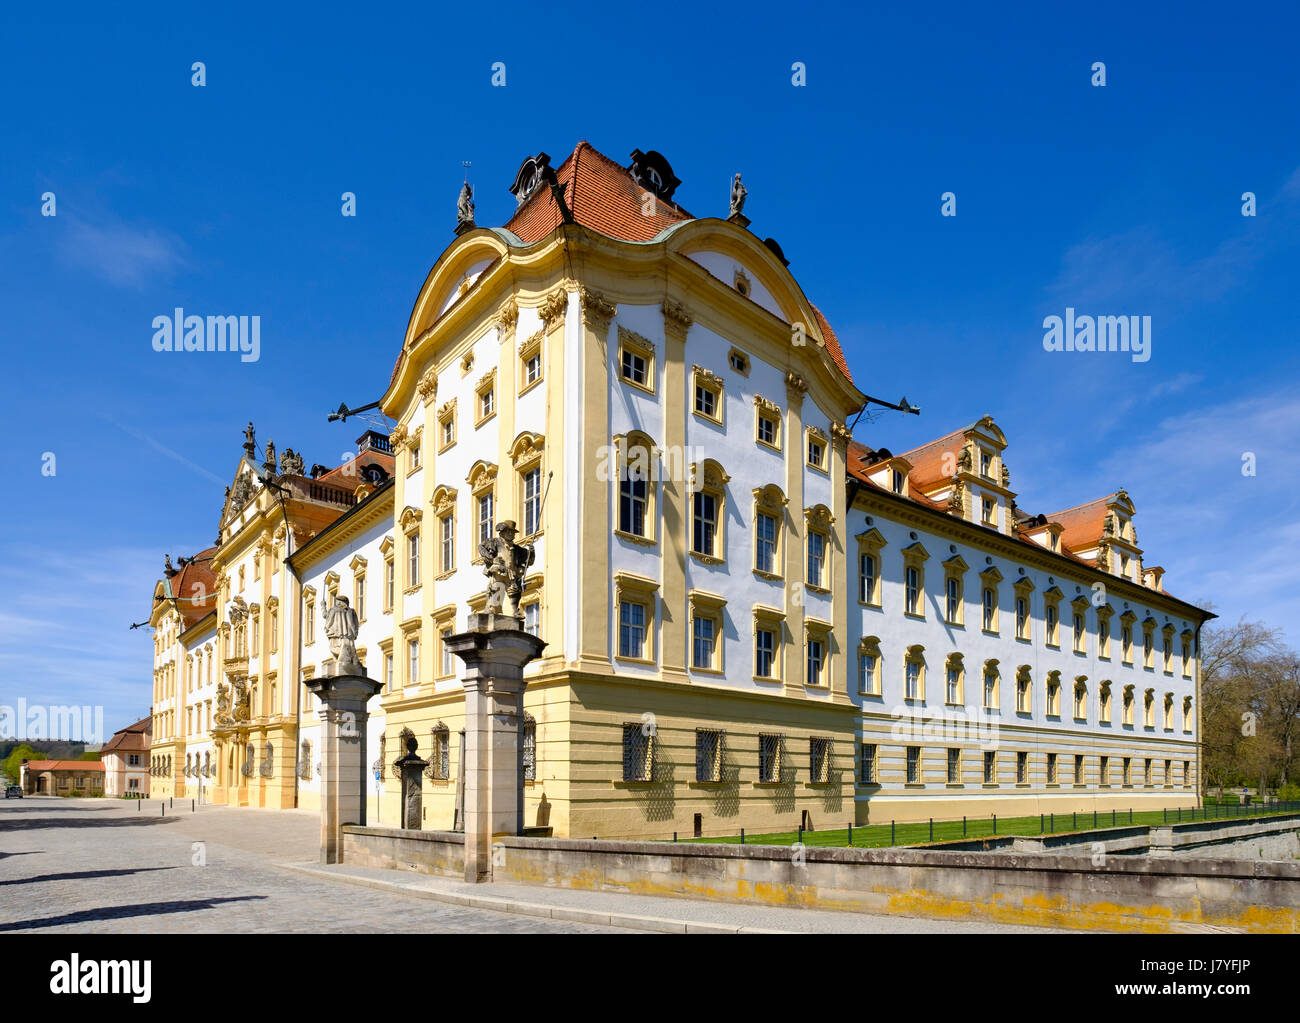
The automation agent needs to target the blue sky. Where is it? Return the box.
[2,2,1298,733]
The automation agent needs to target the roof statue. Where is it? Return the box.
[730,173,747,217]
[456,180,476,234]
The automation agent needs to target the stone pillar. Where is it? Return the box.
[304,673,382,864]
[395,735,428,830]
[446,612,545,883]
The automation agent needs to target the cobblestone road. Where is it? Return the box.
[0,797,626,933]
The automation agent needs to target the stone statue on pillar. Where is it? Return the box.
[323,595,362,677]
[479,520,534,621]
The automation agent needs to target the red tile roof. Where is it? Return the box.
[23,760,104,773]
[505,142,693,245]
[1048,497,1115,552]
[168,548,217,628]
[102,717,152,754]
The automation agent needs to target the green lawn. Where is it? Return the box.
[681,802,1300,849]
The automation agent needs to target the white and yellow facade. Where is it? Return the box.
[148,142,1210,837]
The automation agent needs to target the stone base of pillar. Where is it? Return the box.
[446,615,545,883]
[304,672,382,864]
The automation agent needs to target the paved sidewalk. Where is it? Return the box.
[281,860,1079,933]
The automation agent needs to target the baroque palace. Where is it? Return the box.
[147,142,1210,839]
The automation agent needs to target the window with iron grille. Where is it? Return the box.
[946,747,960,783]
[1074,754,1084,785]
[622,722,653,782]
[860,743,877,784]
[695,729,723,782]
[522,719,536,782]
[809,736,831,783]
[1046,752,1058,784]
[983,750,995,784]
[1016,750,1028,784]
[906,746,920,784]
[758,733,782,783]
[428,726,450,780]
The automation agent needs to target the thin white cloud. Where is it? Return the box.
[57,213,187,289]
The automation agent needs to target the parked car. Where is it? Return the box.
[4,785,22,799]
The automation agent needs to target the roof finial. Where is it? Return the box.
[456,162,476,236]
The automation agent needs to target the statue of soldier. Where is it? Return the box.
[479,520,534,620]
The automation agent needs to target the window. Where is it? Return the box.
[522,468,542,537]
[1181,636,1192,678]
[1015,669,1031,713]
[618,600,648,660]
[1046,752,1058,785]
[758,733,782,783]
[1073,612,1086,653]
[1123,685,1135,725]
[692,366,723,425]
[429,725,450,780]
[1099,683,1112,723]
[979,450,992,477]
[477,492,494,546]
[1098,616,1111,658]
[859,553,878,605]
[1143,758,1152,786]
[692,491,718,557]
[806,530,826,589]
[305,597,316,644]
[1046,673,1061,716]
[748,393,785,455]
[858,642,880,695]
[479,388,494,420]
[1163,758,1172,787]
[439,513,455,574]
[1015,596,1028,639]
[906,746,921,784]
[1045,604,1059,646]
[1122,756,1132,786]
[691,614,716,671]
[1074,681,1087,720]
[947,747,960,784]
[1074,754,1085,785]
[440,628,454,677]
[1143,627,1154,669]
[474,369,497,425]
[354,575,366,623]
[522,718,536,781]
[945,662,961,705]
[806,636,826,686]
[1144,690,1155,728]
[407,533,420,588]
[694,383,716,419]
[891,468,906,495]
[905,658,921,701]
[982,587,995,631]
[519,330,544,392]
[755,512,778,574]
[983,668,997,709]
[619,464,648,537]
[695,729,723,782]
[945,576,961,624]
[755,626,777,679]
[622,723,653,781]
[860,743,877,784]
[809,737,832,783]
[906,566,921,615]
[728,348,750,374]
[1162,634,1173,673]
[384,554,395,612]
[981,497,995,525]
[437,399,457,452]
[1183,760,1190,787]
[523,602,540,638]
[983,750,996,784]
[1099,755,1110,786]
[621,348,647,387]
[384,652,393,692]
[1122,623,1134,663]
[806,436,826,470]
[409,438,422,471]
[1016,751,1028,784]
[406,638,419,686]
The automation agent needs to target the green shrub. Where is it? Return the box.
[1278,783,1300,803]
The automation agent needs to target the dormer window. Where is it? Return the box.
[1120,553,1130,578]
[979,450,992,478]
[892,469,905,495]
[1050,533,1059,552]
[982,498,996,525]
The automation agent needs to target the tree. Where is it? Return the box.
[1198,615,1282,794]
[1,743,44,785]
